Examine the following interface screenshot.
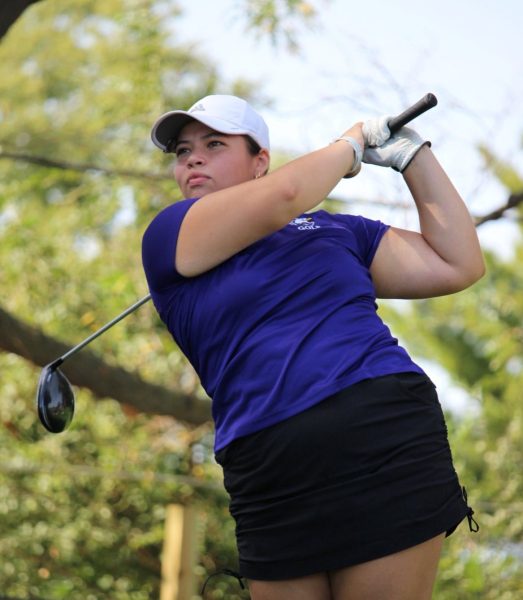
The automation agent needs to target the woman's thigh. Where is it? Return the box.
[248,572,332,600]
[329,533,445,600]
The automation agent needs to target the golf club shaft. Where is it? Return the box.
[388,93,437,133]
[51,294,151,368]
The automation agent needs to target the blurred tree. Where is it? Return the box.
[1,0,523,597]
[0,0,220,417]
[238,0,319,51]
[0,355,240,599]
[0,0,322,46]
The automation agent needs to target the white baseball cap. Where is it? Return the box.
[151,94,270,153]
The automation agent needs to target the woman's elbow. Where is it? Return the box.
[470,251,487,283]
[455,256,486,291]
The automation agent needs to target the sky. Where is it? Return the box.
[171,0,523,414]
[173,0,523,261]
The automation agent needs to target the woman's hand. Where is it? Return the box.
[362,116,429,173]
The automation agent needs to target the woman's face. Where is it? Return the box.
[173,120,269,198]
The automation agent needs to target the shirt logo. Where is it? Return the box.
[290,217,320,230]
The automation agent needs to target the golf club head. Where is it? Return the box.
[36,363,75,433]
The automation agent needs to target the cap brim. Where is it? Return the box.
[151,111,256,152]
[151,111,195,152]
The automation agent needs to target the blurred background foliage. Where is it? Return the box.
[0,0,522,598]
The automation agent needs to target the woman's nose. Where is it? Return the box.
[187,151,205,167]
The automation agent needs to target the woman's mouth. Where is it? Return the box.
[187,174,210,187]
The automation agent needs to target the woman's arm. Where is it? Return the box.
[175,124,363,277]
[370,145,485,298]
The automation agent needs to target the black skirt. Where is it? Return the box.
[215,372,476,581]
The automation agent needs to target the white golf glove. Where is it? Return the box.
[362,115,430,173]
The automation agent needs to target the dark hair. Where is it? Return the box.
[244,135,262,156]
[244,135,269,176]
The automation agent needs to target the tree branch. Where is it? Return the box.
[0,150,173,181]
[474,191,523,227]
[0,0,43,40]
[0,305,211,425]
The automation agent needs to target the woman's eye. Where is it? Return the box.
[175,147,189,157]
[208,140,224,149]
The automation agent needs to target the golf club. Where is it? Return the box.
[36,92,438,434]
[37,294,151,433]
[388,92,437,133]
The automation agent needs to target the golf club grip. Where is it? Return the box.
[388,93,438,133]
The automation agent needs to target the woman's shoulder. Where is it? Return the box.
[143,197,199,238]
[149,197,198,222]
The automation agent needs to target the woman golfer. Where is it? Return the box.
[142,94,484,599]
